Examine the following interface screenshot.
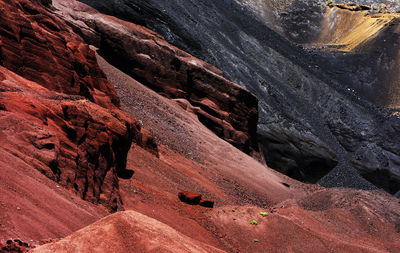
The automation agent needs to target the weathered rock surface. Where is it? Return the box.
[199,199,215,208]
[178,191,215,208]
[0,66,137,211]
[0,239,31,252]
[260,0,400,193]
[0,0,157,211]
[178,191,203,205]
[0,0,119,109]
[54,0,260,156]
[76,0,400,193]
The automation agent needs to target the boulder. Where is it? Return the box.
[199,199,215,208]
[178,191,202,205]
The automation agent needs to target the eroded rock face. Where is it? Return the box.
[0,0,119,109]
[0,0,157,211]
[0,67,138,211]
[53,0,259,156]
[75,0,400,193]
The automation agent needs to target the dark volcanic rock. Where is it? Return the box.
[54,0,259,156]
[76,0,400,193]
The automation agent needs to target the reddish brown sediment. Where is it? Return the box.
[1,0,400,252]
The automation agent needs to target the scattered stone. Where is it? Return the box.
[0,239,31,252]
[178,191,202,205]
[199,199,214,208]
[178,191,215,208]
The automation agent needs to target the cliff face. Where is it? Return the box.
[77,0,400,194]
[0,67,137,211]
[1,1,400,252]
[0,0,143,212]
[53,0,260,156]
[0,0,261,227]
[0,0,119,109]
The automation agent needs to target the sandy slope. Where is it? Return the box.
[32,210,226,253]
[33,53,400,252]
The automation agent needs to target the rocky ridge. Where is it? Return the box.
[0,0,400,252]
[0,0,155,212]
[77,0,400,195]
[53,0,260,156]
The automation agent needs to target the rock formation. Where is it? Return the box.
[77,0,400,194]
[53,0,260,156]
[0,0,151,211]
[1,0,400,252]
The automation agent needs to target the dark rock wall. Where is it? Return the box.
[78,0,400,193]
[54,1,260,155]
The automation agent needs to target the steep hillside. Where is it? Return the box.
[1,0,400,252]
[77,0,400,196]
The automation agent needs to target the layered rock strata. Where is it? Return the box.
[53,0,260,155]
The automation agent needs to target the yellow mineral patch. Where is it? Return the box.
[315,7,400,52]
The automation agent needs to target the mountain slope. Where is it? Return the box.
[0,0,400,252]
[77,0,400,196]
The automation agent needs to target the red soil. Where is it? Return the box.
[0,0,399,252]
[95,53,400,252]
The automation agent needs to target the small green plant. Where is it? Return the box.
[259,212,269,217]
[249,220,258,225]
[253,239,259,243]
[326,0,333,6]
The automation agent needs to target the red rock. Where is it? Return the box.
[178,191,202,205]
[0,66,137,211]
[0,0,161,212]
[199,199,214,208]
[31,211,226,252]
[0,239,30,252]
[54,5,259,155]
[0,0,119,109]
[133,128,159,157]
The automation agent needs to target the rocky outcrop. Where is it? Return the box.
[0,239,31,252]
[53,0,259,156]
[0,0,119,109]
[0,0,157,211]
[0,66,138,211]
[76,0,400,194]
[329,3,371,11]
